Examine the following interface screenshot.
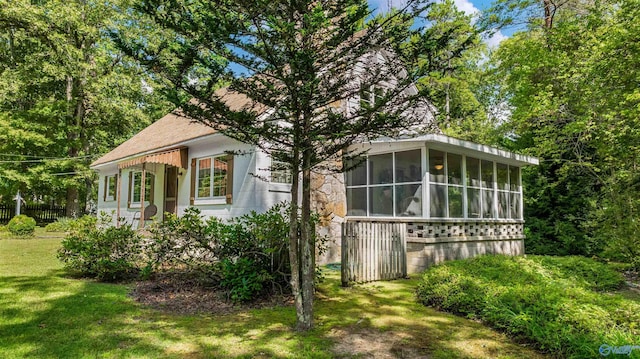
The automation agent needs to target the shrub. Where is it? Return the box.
[44,217,76,232]
[417,255,637,358]
[220,258,272,302]
[146,204,291,302]
[58,213,142,281]
[7,215,37,236]
[145,207,220,271]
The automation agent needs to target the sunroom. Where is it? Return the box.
[343,134,538,271]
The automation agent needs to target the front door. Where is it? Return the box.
[164,166,178,216]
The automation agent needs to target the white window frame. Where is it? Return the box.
[104,175,117,202]
[270,159,292,184]
[129,171,154,208]
[346,148,423,218]
[195,154,228,205]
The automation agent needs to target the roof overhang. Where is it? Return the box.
[357,133,539,166]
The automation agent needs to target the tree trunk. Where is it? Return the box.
[288,150,305,330]
[298,147,315,331]
[543,0,554,29]
[66,186,80,217]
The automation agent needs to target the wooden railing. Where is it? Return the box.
[341,221,407,286]
[0,204,67,225]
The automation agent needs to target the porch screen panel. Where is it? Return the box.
[369,153,393,184]
[447,153,463,218]
[396,183,422,216]
[429,184,446,218]
[497,163,509,218]
[346,158,366,186]
[481,160,495,218]
[448,186,463,218]
[395,150,422,217]
[466,157,481,218]
[510,166,522,219]
[347,188,367,216]
[429,149,446,217]
[370,186,393,216]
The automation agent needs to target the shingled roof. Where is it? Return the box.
[91,88,265,168]
[90,112,214,167]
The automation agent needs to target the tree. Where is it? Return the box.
[118,0,468,330]
[413,0,502,144]
[0,0,171,212]
[485,0,640,264]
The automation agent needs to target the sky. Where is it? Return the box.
[368,0,510,48]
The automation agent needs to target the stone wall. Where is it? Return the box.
[311,168,346,264]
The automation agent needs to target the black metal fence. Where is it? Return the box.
[0,204,67,225]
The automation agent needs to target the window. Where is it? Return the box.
[359,85,384,108]
[129,172,154,206]
[271,159,292,184]
[346,149,422,217]
[196,155,230,199]
[104,175,117,202]
[345,148,523,220]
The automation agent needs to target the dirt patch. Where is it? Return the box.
[130,272,292,315]
[328,327,430,359]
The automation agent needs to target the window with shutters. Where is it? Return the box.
[104,175,117,202]
[193,154,233,205]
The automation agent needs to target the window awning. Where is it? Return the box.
[118,147,189,169]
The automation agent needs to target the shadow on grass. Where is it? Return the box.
[0,267,546,359]
[313,275,546,359]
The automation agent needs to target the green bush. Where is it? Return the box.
[44,217,76,232]
[417,255,638,358]
[7,215,37,236]
[57,214,142,281]
[146,204,291,303]
[220,258,272,302]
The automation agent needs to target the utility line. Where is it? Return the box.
[0,153,97,159]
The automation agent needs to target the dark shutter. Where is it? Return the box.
[103,176,108,201]
[190,158,196,205]
[114,174,118,199]
[226,155,234,204]
[127,172,133,207]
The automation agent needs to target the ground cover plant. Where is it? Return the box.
[0,235,549,358]
[417,255,640,358]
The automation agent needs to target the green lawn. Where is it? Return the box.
[0,234,548,359]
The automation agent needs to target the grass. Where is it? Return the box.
[417,255,640,359]
[0,234,549,359]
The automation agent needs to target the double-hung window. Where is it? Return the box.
[195,154,232,204]
[129,172,154,207]
[104,175,117,202]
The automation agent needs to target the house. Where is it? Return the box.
[91,55,537,271]
[91,102,537,273]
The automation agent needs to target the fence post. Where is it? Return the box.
[341,222,349,287]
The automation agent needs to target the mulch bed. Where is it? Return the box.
[129,272,293,315]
